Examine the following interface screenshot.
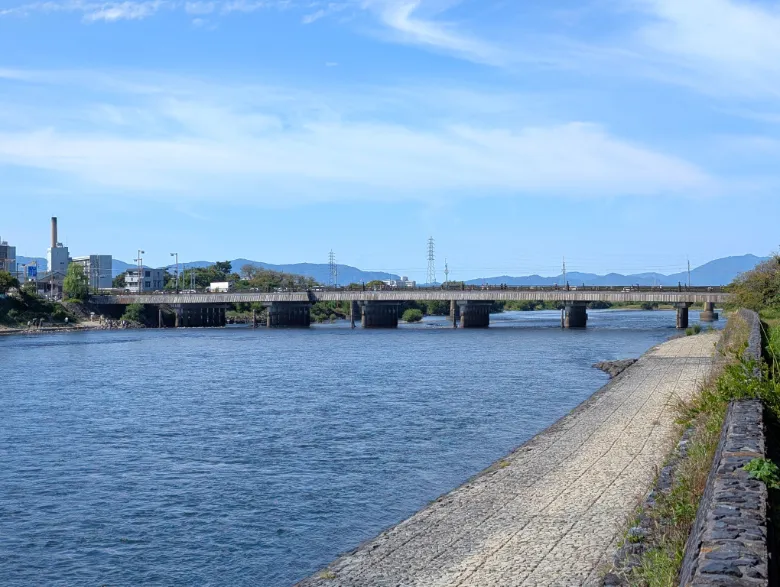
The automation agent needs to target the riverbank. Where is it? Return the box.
[0,320,118,336]
[298,332,721,587]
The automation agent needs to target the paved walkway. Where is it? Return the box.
[298,333,720,587]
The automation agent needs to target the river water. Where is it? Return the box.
[0,309,720,586]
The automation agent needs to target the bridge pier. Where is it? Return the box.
[565,303,588,329]
[360,301,401,328]
[173,305,227,327]
[350,301,360,329]
[700,302,719,322]
[266,302,311,328]
[458,301,491,328]
[677,303,692,329]
[450,300,460,328]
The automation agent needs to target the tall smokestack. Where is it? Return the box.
[51,217,58,248]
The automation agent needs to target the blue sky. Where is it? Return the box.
[1,0,779,280]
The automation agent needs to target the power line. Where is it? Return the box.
[426,237,436,285]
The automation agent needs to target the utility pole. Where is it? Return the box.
[170,252,179,293]
[688,258,691,289]
[427,237,436,285]
[328,250,338,287]
[135,249,144,294]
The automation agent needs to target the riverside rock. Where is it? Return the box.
[592,359,638,378]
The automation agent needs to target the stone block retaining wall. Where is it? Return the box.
[679,309,769,586]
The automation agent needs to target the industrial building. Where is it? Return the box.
[72,255,113,291]
[125,268,165,293]
[46,217,70,275]
[0,238,16,276]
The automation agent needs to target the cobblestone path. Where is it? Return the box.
[298,333,720,587]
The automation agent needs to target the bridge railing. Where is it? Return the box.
[97,285,727,296]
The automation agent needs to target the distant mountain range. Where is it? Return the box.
[462,255,770,287]
[167,259,400,285]
[15,254,768,287]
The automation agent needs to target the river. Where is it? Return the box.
[0,309,720,586]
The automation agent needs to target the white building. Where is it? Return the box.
[72,255,113,290]
[0,239,16,276]
[126,268,165,293]
[382,276,416,288]
[209,281,231,292]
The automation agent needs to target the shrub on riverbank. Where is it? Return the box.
[121,303,146,324]
[0,289,78,327]
[402,309,423,323]
[729,254,780,312]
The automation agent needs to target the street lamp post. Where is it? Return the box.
[135,249,145,294]
[170,252,179,293]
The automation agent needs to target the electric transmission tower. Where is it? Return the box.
[328,250,338,287]
[444,259,450,284]
[563,256,567,286]
[427,237,436,285]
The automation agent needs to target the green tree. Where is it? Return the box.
[241,264,260,280]
[402,308,424,323]
[113,272,126,288]
[729,255,780,312]
[121,303,146,323]
[0,270,19,294]
[63,264,89,301]
[214,261,232,276]
[366,280,386,288]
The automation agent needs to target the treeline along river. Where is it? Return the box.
[0,309,721,586]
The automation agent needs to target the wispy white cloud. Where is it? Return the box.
[0,0,173,21]
[84,1,168,21]
[302,1,347,24]
[185,1,215,15]
[616,0,780,98]
[0,68,714,202]
[0,0,294,20]
[361,0,510,66]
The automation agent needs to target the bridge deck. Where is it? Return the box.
[92,290,730,306]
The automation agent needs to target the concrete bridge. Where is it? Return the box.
[91,287,729,329]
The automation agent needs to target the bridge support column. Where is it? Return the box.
[676,303,692,329]
[360,301,400,328]
[450,300,460,328]
[266,302,311,328]
[183,306,197,327]
[350,301,360,329]
[700,302,719,322]
[458,301,491,328]
[565,303,588,328]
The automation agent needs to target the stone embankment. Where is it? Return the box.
[678,310,769,586]
[298,333,720,587]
